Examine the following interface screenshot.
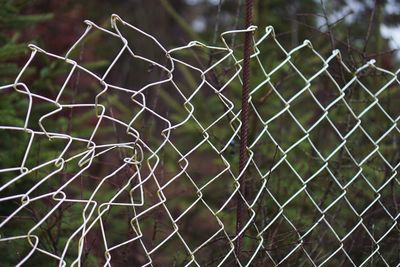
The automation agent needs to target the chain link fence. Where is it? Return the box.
[0,14,399,266]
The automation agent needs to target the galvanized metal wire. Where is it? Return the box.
[0,14,399,266]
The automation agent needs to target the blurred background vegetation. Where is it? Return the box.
[0,0,399,266]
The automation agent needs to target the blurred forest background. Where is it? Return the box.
[0,0,400,266]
